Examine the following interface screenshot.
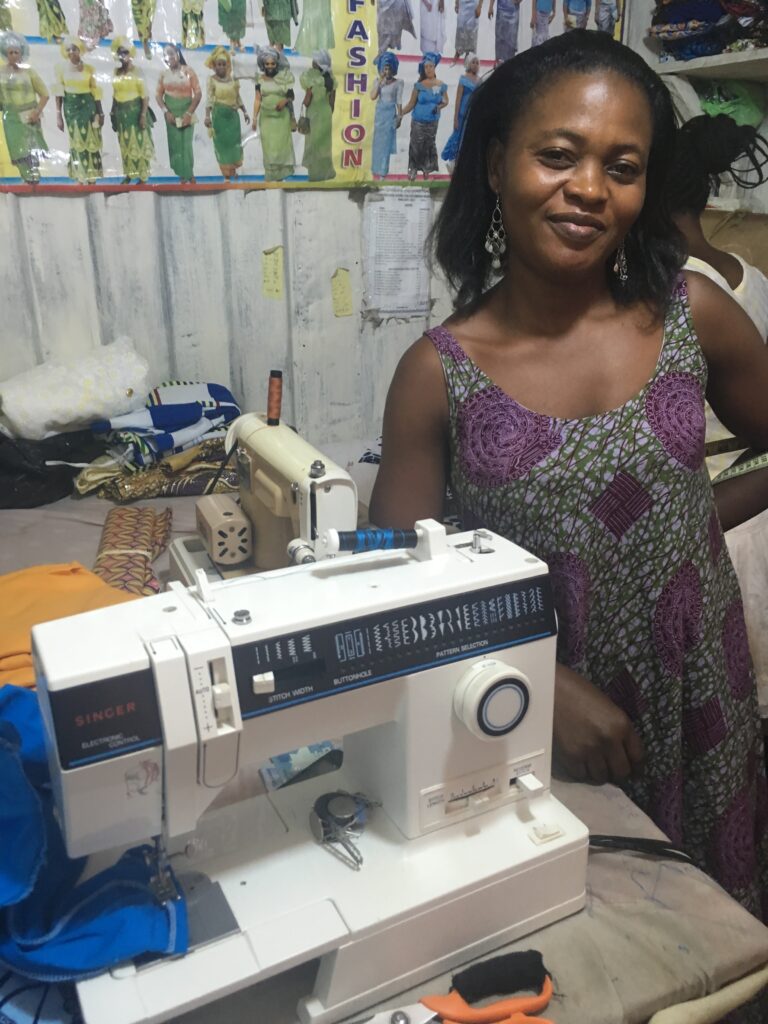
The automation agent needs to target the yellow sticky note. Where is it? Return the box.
[331,267,353,318]
[262,246,284,300]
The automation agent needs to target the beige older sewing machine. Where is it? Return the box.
[170,377,359,582]
[33,519,589,1024]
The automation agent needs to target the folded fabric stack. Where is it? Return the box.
[75,437,239,504]
[92,381,241,468]
[648,0,768,59]
[0,338,150,510]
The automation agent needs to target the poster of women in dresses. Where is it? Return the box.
[0,0,621,189]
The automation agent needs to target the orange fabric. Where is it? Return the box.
[421,976,553,1024]
[0,562,137,688]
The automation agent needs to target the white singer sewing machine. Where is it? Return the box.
[170,413,359,583]
[32,520,589,1024]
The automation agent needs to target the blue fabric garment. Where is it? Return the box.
[372,77,403,177]
[1,845,188,982]
[0,687,50,908]
[0,723,44,909]
[412,81,447,124]
[441,75,477,162]
[0,687,188,983]
[92,381,241,467]
[494,0,520,60]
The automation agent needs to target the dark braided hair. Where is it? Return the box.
[429,30,685,316]
[667,114,768,215]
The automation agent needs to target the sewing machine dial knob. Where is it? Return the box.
[453,660,530,741]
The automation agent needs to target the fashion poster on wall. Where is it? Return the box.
[0,0,621,189]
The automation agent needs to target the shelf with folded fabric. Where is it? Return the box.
[653,47,768,80]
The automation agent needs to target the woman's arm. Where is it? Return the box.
[303,85,312,108]
[400,87,419,116]
[453,82,464,131]
[252,83,262,121]
[329,88,336,113]
[687,271,768,452]
[714,464,768,532]
[553,664,644,783]
[28,69,48,123]
[369,336,449,529]
[187,68,202,117]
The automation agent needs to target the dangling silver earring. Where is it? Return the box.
[484,195,507,271]
[613,243,628,285]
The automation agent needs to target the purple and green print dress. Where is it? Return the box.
[427,279,768,920]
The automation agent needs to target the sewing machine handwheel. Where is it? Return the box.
[454,660,530,741]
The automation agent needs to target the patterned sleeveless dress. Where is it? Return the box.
[427,280,768,920]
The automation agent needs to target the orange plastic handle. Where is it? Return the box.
[421,975,553,1024]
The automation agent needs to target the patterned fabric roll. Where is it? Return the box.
[93,505,172,595]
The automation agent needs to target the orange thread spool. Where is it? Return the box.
[267,370,283,425]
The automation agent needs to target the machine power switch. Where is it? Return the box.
[516,772,544,795]
[453,660,531,741]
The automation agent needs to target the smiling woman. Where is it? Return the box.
[369,29,768,924]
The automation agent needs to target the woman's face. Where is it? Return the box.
[67,44,82,65]
[469,57,479,74]
[214,56,229,77]
[5,45,21,67]
[423,60,436,78]
[488,70,652,281]
[117,46,131,67]
[263,57,278,76]
[381,63,393,80]
[164,45,179,69]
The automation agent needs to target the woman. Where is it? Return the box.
[157,43,201,183]
[262,0,298,51]
[453,0,483,60]
[253,47,295,182]
[488,0,521,63]
[440,51,478,173]
[131,0,155,57]
[34,0,68,42]
[217,0,246,49]
[294,0,335,54]
[377,0,416,53]
[181,0,205,48]
[77,0,113,49]
[420,0,445,55]
[371,50,403,180]
[370,31,768,920]
[299,49,335,182]
[668,113,768,723]
[110,36,154,183]
[401,51,447,181]
[0,31,48,184]
[204,46,249,180]
[54,36,103,183]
